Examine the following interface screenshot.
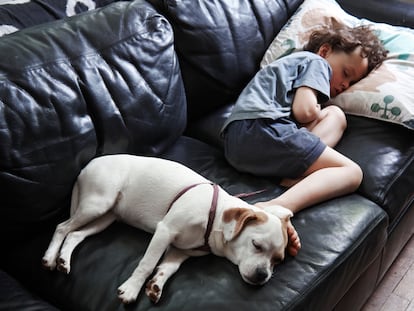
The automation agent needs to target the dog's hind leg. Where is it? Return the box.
[42,183,82,270]
[57,212,116,274]
[117,221,174,304]
[42,183,121,270]
[145,246,190,304]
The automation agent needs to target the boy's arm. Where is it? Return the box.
[291,86,321,125]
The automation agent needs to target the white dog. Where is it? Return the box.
[42,155,293,304]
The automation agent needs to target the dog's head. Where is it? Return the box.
[220,205,293,285]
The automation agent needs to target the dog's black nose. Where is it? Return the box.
[251,268,269,285]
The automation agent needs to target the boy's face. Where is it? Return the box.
[319,45,368,97]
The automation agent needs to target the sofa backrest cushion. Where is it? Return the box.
[336,0,414,28]
[0,0,124,36]
[0,0,186,241]
[152,0,304,122]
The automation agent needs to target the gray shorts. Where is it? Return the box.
[223,118,326,178]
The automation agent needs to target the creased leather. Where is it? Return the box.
[154,0,296,121]
[1,0,413,311]
[0,1,186,242]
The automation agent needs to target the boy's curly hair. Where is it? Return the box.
[304,24,388,73]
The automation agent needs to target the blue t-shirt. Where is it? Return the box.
[222,51,332,131]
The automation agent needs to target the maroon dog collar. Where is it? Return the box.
[167,182,219,252]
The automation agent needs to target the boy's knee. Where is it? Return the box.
[349,161,363,190]
[324,105,347,130]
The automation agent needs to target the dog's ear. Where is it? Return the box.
[222,208,267,242]
[261,205,293,223]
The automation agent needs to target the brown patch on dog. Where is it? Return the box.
[223,208,268,239]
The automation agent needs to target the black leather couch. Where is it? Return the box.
[1,0,413,310]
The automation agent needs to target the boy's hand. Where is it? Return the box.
[300,104,322,128]
[292,87,321,124]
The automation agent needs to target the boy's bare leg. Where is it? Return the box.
[260,147,363,214]
[283,105,347,189]
[257,147,362,256]
[306,105,347,148]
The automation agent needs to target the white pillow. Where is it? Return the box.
[261,0,414,130]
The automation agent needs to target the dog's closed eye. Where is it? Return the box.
[252,239,263,252]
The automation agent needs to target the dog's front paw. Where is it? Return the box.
[145,279,162,304]
[117,281,139,304]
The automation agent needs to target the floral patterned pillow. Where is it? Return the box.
[261,0,414,130]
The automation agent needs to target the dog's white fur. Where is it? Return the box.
[42,155,293,304]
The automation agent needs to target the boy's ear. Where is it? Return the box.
[318,43,332,58]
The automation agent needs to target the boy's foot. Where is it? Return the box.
[254,201,301,256]
[287,223,301,256]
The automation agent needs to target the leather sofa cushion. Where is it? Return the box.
[0,0,186,243]
[336,116,414,229]
[2,136,388,311]
[0,270,58,311]
[152,0,304,121]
